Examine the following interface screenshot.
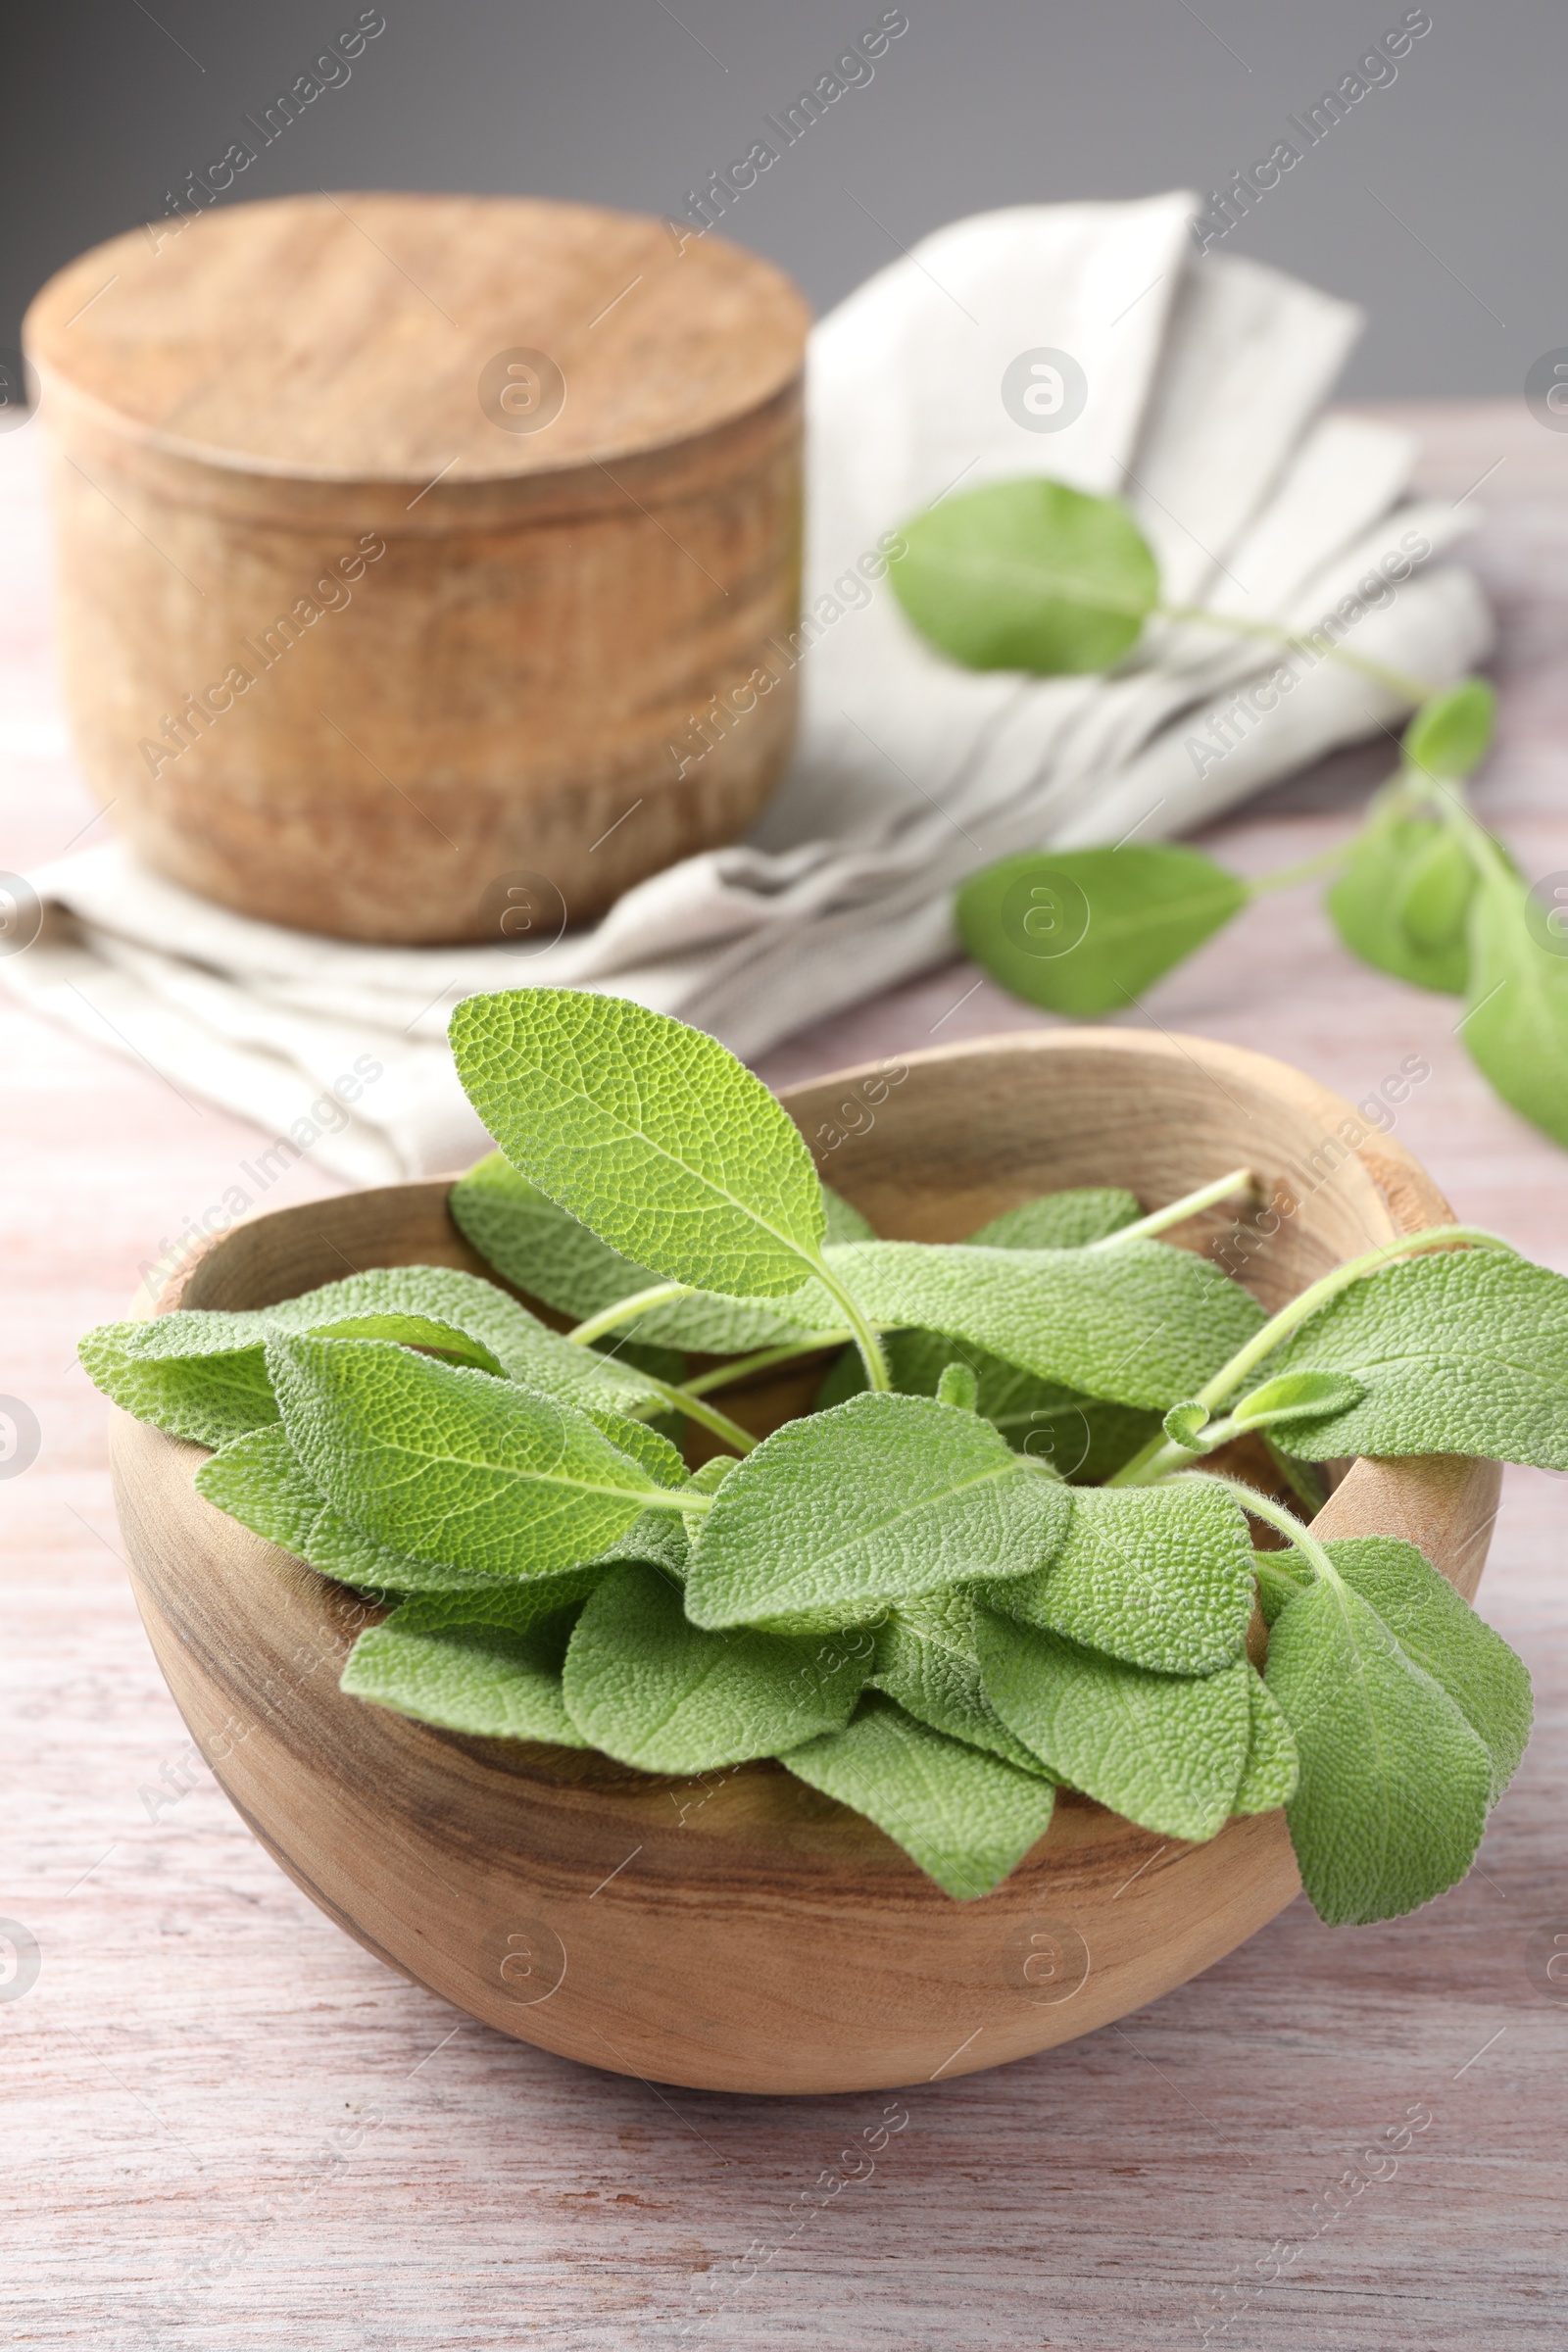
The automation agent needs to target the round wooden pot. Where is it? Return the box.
[108,1030,1499,2093]
[24,193,809,941]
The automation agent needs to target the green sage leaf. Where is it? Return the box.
[306,1313,508,1376]
[1229,1369,1366,1433]
[448,988,826,1298]
[683,1391,1071,1633]
[974,1609,1252,1842]
[266,1334,673,1579]
[965,1188,1142,1250]
[981,1479,1254,1675]
[1257,1244,1568,1469]
[1402,679,1495,780]
[817,1324,1160,1483]
[1264,1573,1493,1926]
[1233,1666,1298,1813]
[871,1590,1056,1775]
[562,1563,869,1772]
[577,1406,687,1491]
[88,1264,671,1423]
[1327,798,1476,995]
[781,1694,1058,1899]
[198,1423,505,1593]
[956,846,1247,1017]
[341,1590,589,1743]
[1326,1537,1532,1804]
[824,1238,1265,1411]
[1161,1399,1212,1453]
[1458,865,1568,1151]
[1252,1547,1311,1627]
[450,1151,846,1353]
[79,1324,278,1446]
[888,477,1158,674]
[195,1422,680,1598]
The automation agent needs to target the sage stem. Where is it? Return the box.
[1091,1166,1255,1250]
[809,1258,891,1392]
[1157,604,1438,709]
[1189,1471,1344,1588]
[1245,845,1350,898]
[565,1283,693,1347]
[635,1375,757,1455]
[681,1333,854,1397]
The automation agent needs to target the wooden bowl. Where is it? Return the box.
[108,1030,1499,2093]
[24,192,809,941]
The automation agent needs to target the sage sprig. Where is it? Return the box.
[887,480,1558,1152]
[84,989,1552,1924]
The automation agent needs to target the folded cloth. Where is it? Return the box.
[5,193,1492,1182]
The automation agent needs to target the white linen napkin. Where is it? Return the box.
[3,193,1492,1182]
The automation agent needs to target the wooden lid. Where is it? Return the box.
[24,192,810,485]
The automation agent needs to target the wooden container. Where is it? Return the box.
[107,1030,1499,2093]
[24,193,809,941]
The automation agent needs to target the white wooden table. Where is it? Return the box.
[3,403,1565,2349]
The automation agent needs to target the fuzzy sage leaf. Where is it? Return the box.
[1233,1666,1298,1814]
[684,1391,1071,1633]
[563,1562,869,1771]
[266,1334,681,1580]
[1327,1537,1531,1805]
[964,1188,1142,1249]
[450,1151,870,1352]
[870,1591,1057,1776]
[974,1608,1253,1842]
[342,1590,589,1744]
[817,1326,1159,1482]
[80,1263,675,1442]
[1264,1571,1493,1927]
[824,1239,1265,1411]
[981,1479,1254,1676]
[448,989,826,1300]
[79,1326,279,1447]
[781,1694,1058,1900]
[1255,1245,1568,1468]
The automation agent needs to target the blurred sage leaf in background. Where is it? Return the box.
[1458,861,1568,1150]
[955,846,1247,1015]
[1327,797,1479,994]
[888,477,1159,673]
[1402,678,1496,779]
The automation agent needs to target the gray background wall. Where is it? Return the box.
[3,1,1559,395]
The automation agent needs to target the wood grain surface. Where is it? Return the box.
[24,194,810,480]
[24,194,809,939]
[4,403,1566,2347]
